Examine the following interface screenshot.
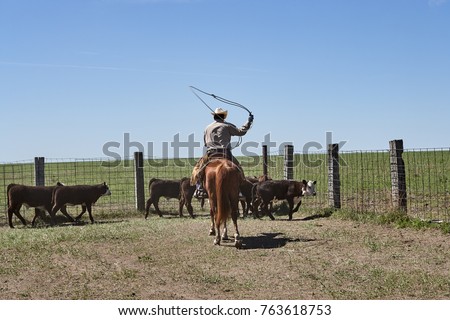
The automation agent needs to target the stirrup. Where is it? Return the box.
[194,186,207,199]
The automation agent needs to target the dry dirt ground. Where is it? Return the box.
[0,211,449,300]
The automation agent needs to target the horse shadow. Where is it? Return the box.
[240,232,315,250]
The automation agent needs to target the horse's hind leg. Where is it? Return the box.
[209,207,215,236]
[214,233,221,245]
[230,198,242,248]
[214,210,221,245]
[221,221,229,241]
[231,213,242,249]
[232,216,240,239]
[208,190,217,236]
[214,220,221,246]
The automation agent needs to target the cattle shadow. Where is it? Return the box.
[299,208,335,221]
[146,210,210,219]
[238,232,316,250]
[248,208,334,222]
[31,218,128,229]
[145,211,199,219]
[266,208,335,222]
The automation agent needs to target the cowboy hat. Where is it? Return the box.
[211,107,228,119]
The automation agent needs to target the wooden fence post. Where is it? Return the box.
[389,139,407,212]
[284,144,294,180]
[262,145,268,178]
[34,157,45,186]
[134,152,145,212]
[328,144,341,209]
[34,157,45,219]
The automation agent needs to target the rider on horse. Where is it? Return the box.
[191,107,254,197]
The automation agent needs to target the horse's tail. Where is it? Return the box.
[215,162,239,226]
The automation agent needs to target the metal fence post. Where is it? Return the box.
[284,144,294,180]
[134,152,145,212]
[389,139,407,212]
[328,144,341,209]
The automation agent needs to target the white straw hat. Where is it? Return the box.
[211,107,228,119]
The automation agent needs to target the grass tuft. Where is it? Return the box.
[334,209,450,234]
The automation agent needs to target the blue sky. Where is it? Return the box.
[1,0,449,162]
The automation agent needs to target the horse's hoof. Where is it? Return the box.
[221,235,229,241]
[209,229,215,236]
[235,239,243,249]
[214,239,220,246]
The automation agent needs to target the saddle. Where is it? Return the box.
[207,148,232,161]
[191,148,243,191]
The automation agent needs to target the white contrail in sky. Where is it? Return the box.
[0,60,138,71]
[0,60,267,78]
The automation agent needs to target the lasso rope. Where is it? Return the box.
[189,86,253,149]
[189,86,253,115]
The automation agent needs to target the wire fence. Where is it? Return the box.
[289,148,448,222]
[1,146,449,226]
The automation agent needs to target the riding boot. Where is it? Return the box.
[194,179,207,199]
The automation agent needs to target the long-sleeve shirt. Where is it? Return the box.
[204,119,251,150]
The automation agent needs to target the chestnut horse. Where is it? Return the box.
[203,158,243,248]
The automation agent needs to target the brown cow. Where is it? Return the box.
[238,177,258,217]
[179,177,198,218]
[51,182,111,224]
[239,175,272,217]
[253,179,316,220]
[7,182,75,228]
[145,178,196,219]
